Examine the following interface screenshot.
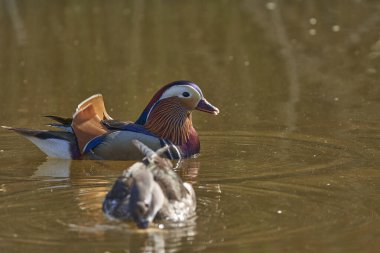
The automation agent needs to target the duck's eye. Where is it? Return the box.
[182,92,190,97]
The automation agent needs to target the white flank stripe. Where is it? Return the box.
[25,136,72,159]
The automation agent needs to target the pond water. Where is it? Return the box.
[1,0,380,252]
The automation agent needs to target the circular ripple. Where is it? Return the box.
[197,130,366,182]
[188,131,377,250]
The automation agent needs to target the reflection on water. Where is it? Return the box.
[1,0,380,252]
[33,159,71,178]
[3,0,27,45]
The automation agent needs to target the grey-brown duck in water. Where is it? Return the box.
[102,140,196,228]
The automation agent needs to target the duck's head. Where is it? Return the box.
[135,80,219,125]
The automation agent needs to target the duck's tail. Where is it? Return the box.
[2,94,113,159]
[44,115,73,133]
[1,126,80,159]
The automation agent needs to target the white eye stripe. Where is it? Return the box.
[160,85,201,100]
[145,85,203,120]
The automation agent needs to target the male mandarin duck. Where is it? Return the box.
[2,81,219,160]
[103,140,196,228]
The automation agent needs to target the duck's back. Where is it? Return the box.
[152,165,196,221]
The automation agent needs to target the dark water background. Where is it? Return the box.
[1,0,380,252]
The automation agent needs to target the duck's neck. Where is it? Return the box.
[144,99,193,145]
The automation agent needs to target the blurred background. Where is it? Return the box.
[0,0,380,252]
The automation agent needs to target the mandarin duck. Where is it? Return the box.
[102,140,196,228]
[2,81,219,160]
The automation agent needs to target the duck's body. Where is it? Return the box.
[3,81,218,160]
[102,140,196,228]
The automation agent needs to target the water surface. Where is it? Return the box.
[0,0,380,252]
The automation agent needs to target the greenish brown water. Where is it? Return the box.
[1,0,380,252]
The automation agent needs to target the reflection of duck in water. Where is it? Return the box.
[102,140,196,229]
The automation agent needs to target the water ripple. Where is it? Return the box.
[0,130,378,252]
